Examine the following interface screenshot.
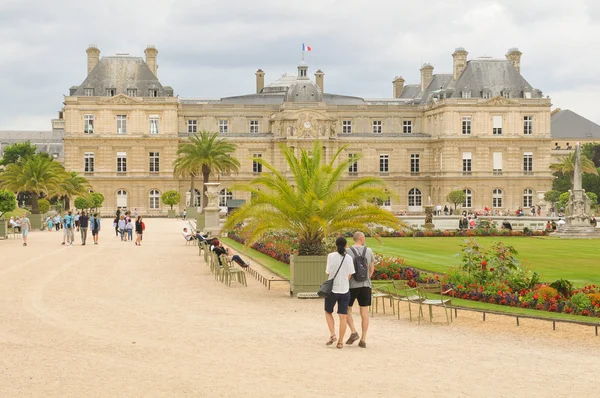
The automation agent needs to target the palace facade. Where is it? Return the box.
[60,45,554,215]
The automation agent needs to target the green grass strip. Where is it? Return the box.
[221,237,290,279]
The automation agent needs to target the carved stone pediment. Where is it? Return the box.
[101,94,143,104]
[481,96,519,106]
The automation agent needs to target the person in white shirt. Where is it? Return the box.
[324,236,355,349]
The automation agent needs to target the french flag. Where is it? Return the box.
[302,43,312,52]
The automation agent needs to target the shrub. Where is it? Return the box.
[161,190,181,210]
[536,286,558,302]
[89,192,105,209]
[570,293,592,311]
[0,189,17,219]
[549,279,574,298]
[37,199,50,214]
[587,293,600,307]
[74,196,90,210]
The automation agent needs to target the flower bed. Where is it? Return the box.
[377,228,548,238]
[372,255,441,286]
[227,229,297,264]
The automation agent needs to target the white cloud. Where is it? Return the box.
[0,0,599,129]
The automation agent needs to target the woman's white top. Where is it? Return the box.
[326,252,355,294]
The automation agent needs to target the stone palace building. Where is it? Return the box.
[59,45,554,215]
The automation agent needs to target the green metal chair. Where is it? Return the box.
[220,255,247,287]
[417,282,454,325]
[390,280,418,319]
[371,282,395,317]
[403,287,424,324]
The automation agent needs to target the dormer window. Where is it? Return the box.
[127,88,137,97]
[149,89,159,97]
[523,91,532,99]
[502,90,510,99]
[461,90,471,99]
[481,91,491,99]
[106,88,116,97]
[84,88,94,96]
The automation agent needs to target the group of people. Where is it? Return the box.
[59,210,101,246]
[113,210,145,245]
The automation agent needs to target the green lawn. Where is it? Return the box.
[367,237,600,287]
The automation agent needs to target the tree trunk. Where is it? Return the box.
[189,175,195,207]
[30,191,40,214]
[64,195,71,211]
[201,165,210,211]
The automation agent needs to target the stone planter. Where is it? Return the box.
[290,255,327,297]
[0,220,7,239]
[29,214,43,231]
[167,209,176,218]
[196,213,205,231]
[186,207,198,219]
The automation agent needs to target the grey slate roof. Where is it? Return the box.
[0,130,64,160]
[551,109,600,139]
[399,84,420,99]
[418,74,453,104]
[72,56,171,97]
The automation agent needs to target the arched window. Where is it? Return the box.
[149,189,160,210]
[116,189,128,209]
[463,188,472,208]
[219,189,233,207]
[408,188,422,207]
[186,189,201,207]
[492,189,503,208]
[523,188,534,208]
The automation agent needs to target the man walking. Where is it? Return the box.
[64,211,75,245]
[90,213,101,245]
[79,211,89,245]
[21,212,31,246]
[345,231,376,348]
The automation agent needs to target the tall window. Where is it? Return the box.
[383,197,391,207]
[462,152,472,174]
[372,120,382,134]
[149,89,159,97]
[524,116,533,135]
[523,188,534,208]
[252,153,262,173]
[117,152,127,173]
[84,152,94,173]
[116,115,127,134]
[149,189,160,209]
[149,115,159,135]
[348,154,358,174]
[492,189,503,208]
[403,120,412,134]
[493,115,503,135]
[127,88,137,97]
[84,88,94,96]
[463,188,472,208]
[219,189,233,207]
[410,153,420,174]
[408,188,422,207]
[493,152,503,175]
[523,152,533,174]
[187,120,197,134]
[249,120,259,134]
[84,114,94,134]
[502,90,510,99]
[116,190,128,208]
[106,88,116,96]
[342,120,352,134]
[462,116,472,135]
[149,152,160,173]
[219,120,229,133]
[379,154,389,173]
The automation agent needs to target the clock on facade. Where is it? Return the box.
[303,121,311,129]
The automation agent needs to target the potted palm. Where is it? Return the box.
[0,189,17,239]
[224,141,402,296]
[161,190,181,218]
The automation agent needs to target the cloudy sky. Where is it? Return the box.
[1,0,599,130]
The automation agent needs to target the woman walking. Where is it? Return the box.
[324,236,355,349]
[117,215,127,241]
[126,218,134,241]
[135,216,143,246]
[114,216,120,237]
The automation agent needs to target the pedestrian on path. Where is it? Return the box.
[90,213,101,245]
[64,211,75,245]
[135,216,143,246]
[79,211,89,245]
[118,215,127,241]
[21,212,31,247]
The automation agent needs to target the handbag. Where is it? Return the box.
[317,254,346,298]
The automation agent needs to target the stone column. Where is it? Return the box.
[204,182,222,235]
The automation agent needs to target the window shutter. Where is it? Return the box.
[493,152,502,169]
[493,116,503,128]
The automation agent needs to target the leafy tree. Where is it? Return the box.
[582,143,600,167]
[557,191,598,210]
[58,171,90,211]
[0,189,17,219]
[0,154,67,213]
[37,199,50,214]
[224,141,402,255]
[587,192,598,205]
[0,141,36,166]
[549,152,598,185]
[161,190,181,210]
[446,190,466,210]
[544,190,561,205]
[74,196,90,210]
[88,192,104,210]
[173,131,240,210]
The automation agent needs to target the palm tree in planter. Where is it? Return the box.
[224,141,402,296]
[173,131,240,214]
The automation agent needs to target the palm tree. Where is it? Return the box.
[0,154,67,213]
[550,152,598,184]
[58,171,91,211]
[173,131,240,210]
[224,141,403,255]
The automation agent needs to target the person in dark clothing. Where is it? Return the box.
[211,239,249,268]
[114,216,119,237]
[135,216,143,246]
[79,211,90,245]
[501,219,513,230]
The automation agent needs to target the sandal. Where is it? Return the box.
[336,343,343,349]
[326,335,337,346]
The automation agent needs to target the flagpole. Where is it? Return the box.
[301,43,304,61]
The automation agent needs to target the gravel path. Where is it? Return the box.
[1,218,598,397]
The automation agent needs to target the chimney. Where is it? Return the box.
[506,47,522,73]
[255,69,265,93]
[452,47,468,80]
[86,45,100,74]
[315,69,324,92]
[144,45,159,77]
[420,64,434,92]
[393,76,405,98]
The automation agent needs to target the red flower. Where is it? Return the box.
[489,268,495,272]
[381,274,389,280]
[481,260,488,266]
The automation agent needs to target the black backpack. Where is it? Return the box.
[350,246,369,282]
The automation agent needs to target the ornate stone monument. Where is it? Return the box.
[203,182,222,235]
[554,143,600,237]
